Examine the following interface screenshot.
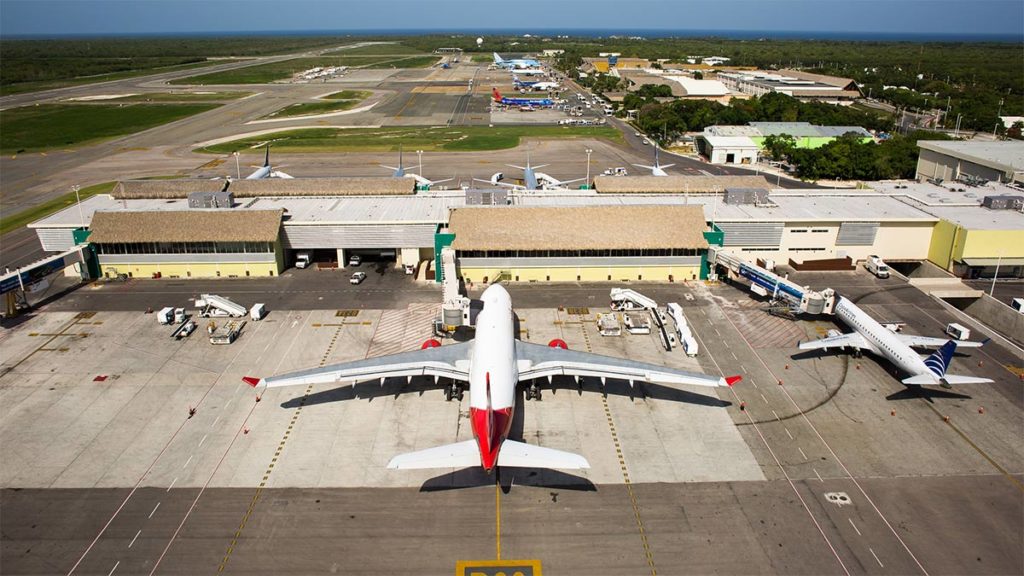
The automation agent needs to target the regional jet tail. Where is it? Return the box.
[798,296,991,388]
[379,146,453,189]
[245,145,293,179]
[633,146,675,177]
[244,284,739,473]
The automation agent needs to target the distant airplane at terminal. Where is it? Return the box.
[245,284,739,473]
[633,146,675,177]
[514,74,560,91]
[493,52,540,70]
[491,88,553,108]
[475,152,583,191]
[380,146,453,188]
[799,296,991,388]
[246,146,293,179]
[508,67,547,76]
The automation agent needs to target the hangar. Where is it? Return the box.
[915,140,1024,185]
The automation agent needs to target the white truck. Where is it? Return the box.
[295,251,313,269]
[156,307,175,325]
[866,255,890,278]
[249,303,266,321]
[667,303,699,357]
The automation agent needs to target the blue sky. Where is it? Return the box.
[2,0,1022,37]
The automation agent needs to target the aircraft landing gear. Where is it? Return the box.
[525,383,542,401]
[444,382,464,402]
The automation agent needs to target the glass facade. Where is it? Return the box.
[95,241,274,255]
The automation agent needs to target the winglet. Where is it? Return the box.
[725,375,742,387]
[242,376,261,388]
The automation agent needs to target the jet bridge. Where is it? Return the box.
[435,247,472,336]
[708,247,836,315]
[195,294,247,318]
[2,246,90,315]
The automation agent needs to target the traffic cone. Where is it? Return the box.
[740,402,746,411]
[890,409,896,416]
[978,407,985,414]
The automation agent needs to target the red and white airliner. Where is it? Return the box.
[245,284,739,473]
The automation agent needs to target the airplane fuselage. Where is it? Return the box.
[834,297,935,381]
[468,285,518,471]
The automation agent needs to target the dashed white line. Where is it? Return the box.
[798,447,809,461]
[785,427,794,440]
[149,502,161,519]
[848,518,862,536]
[182,455,192,469]
[722,340,730,348]
[224,399,233,409]
[211,415,220,427]
[167,477,177,492]
[761,393,769,404]
[870,548,884,568]
[740,364,748,373]
[772,410,781,421]
[750,379,758,388]
[814,468,824,482]
[108,561,120,576]
[129,529,141,549]
[730,351,738,360]
[199,434,208,448]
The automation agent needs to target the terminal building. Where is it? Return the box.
[28,175,1024,282]
[717,69,861,104]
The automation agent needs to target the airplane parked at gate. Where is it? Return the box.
[380,146,453,189]
[493,52,540,70]
[476,152,584,191]
[491,88,554,108]
[798,296,990,387]
[633,146,675,177]
[244,284,739,473]
[514,75,560,92]
[246,145,293,179]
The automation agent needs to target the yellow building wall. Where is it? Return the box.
[848,222,934,262]
[927,220,960,270]
[960,229,1024,260]
[100,261,280,279]
[460,265,701,283]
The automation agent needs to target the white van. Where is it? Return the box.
[250,303,266,321]
[945,322,971,340]
[866,255,890,278]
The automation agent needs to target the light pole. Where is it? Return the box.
[233,152,241,179]
[954,113,963,138]
[994,98,1004,137]
[990,251,1002,297]
[73,185,85,228]
[416,149,424,174]
[585,148,593,188]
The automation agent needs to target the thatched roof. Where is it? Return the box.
[88,209,283,243]
[449,206,708,251]
[113,177,415,199]
[594,175,771,194]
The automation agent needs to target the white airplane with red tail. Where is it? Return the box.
[244,284,739,473]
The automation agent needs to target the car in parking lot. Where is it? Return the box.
[348,254,361,267]
[350,272,367,284]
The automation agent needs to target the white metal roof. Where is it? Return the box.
[700,135,759,149]
[664,76,731,96]
[917,140,1024,173]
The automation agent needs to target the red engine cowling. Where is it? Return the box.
[421,339,442,349]
[548,338,568,349]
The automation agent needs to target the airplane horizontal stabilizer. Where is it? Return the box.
[496,440,590,470]
[901,373,993,386]
[940,374,994,385]
[386,440,481,470]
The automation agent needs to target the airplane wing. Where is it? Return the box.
[514,340,736,388]
[896,334,984,348]
[798,332,870,351]
[245,341,474,389]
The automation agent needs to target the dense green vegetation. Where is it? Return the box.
[632,92,894,139]
[0,181,116,235]
[171,55,437,84]
[199,125,620,154]
[782,131,953,181]
[326,42,425,55]
[0,103,219,153]
[0,36,357,95]
[0,61,218,96]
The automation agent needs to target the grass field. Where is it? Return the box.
[199,125,621,154]
[104,91,253,102]
[264,99,366,119]
[0,181,116,236]
[171,55,438,85]
[322,90,372,100]
[325,43,425,55]
[1,103,220,154]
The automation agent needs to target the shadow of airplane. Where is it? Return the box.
[886,386,972,403]
[419,466,597,493]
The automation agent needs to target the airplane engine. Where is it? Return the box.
[826,329,842,338]
[548,338,568,349]
[421,339,442,349]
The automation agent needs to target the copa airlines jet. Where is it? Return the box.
[799,296,991,387]
[633,146,675,177]
[514,75,560,91]
[245,146,293,179]
[379,146,453,188]
[245,284,739,473]
[475,152,584,191]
